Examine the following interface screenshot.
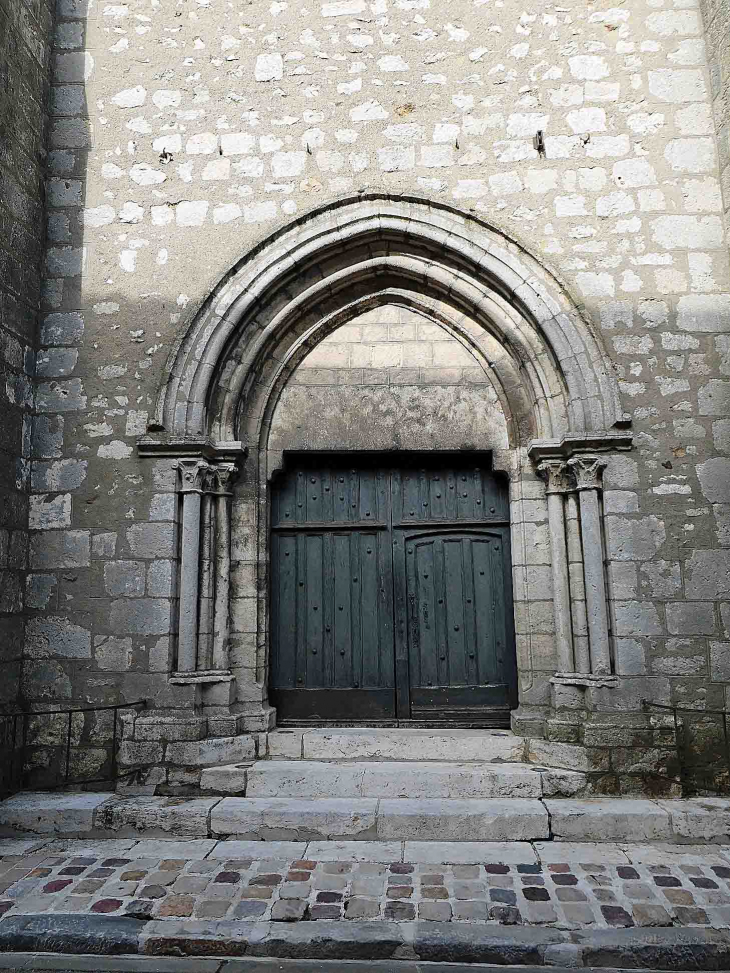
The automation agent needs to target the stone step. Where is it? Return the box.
[244,759,590,799]
[266,727,526,763]
[210,797,550,841]
[3,792,730,845]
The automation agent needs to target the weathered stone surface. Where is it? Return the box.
[211,799,378,840]
[376,799,549,842]
[546,799,672,842]
[659,798,730,842]
[0,792,112,835]
[97,797,220,837]
[295,729,525,764]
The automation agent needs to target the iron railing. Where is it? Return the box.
[642,699,730,796]
[1,699,146,799]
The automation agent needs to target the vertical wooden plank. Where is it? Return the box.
[295,468,306,525]
[491,529,507,684]
[322,467,334,523]
[393,527,411,718]
[443,537,467,685]
[295,530,307,686]
[430,470,446,521]
[456,470,471,520]
[350,523,363,691]
[360,470,377,524]
[462,537,478,686]
[333,531,351,688]
[348,466,359,523]
[445,468,457,520]
[472,536,495,685]
[305,533,324,686]
[360,531,379,687]
[322,529,334,688]
[334,470,348,523]
[414,539,438,690]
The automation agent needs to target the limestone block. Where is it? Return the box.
[246,761,365,798]
[211,797,378,839]
[165,735,256,767]
[686,550,730,599]
[266,730,304,758]
[659,798,730,842]
[528,740,610,773]
[200,765,249,795]
[376,799,549,842]
[133,718,207,742]
[0,792,112,835]
[97,796,219,836]
[545,799,671,841]
[403,841,539,864]
[605,516,666,561]
[302,728,525,763]
[666,602,716,635]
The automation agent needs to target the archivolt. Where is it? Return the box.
[155,195,622,447]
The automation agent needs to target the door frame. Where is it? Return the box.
[268,450,517,726]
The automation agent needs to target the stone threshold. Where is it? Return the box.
[0,915,729,968]
[2,793,730,844]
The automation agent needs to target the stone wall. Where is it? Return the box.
[0,0,54,712]
[270,305,509,452]
[24,0,730,787]
[698,0,730,234]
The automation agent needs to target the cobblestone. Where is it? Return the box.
[3,840,730,931]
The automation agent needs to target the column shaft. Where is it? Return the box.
[197,491,214,670]
[178,489,202,672]
[565,491,591,674]
[578,487,611,676]
[212,490,231,671]
[545,490,574,673]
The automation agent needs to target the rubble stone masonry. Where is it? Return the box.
[1,0,730,786]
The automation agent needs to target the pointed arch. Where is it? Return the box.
[153,195,624,448]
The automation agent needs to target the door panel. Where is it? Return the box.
[400,529,515,724]
[270,457,515,724]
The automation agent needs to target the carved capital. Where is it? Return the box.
[212,461,239,495]
[567,454,607,492]
[536,459,572,495]
[178,459,211,493]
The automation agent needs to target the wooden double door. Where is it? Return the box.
[270,456,517,726]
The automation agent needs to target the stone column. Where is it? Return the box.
[568,455,611,677]
[176,459,209,672]
[197,476,215,671]
[564,491,591,674]
[212,462,237,672]
[537,460,574,675]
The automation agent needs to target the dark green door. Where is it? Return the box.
[270,457,516,725]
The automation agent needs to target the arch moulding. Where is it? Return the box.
[137,195,633,736]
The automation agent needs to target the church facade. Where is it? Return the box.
[2,0,730,793]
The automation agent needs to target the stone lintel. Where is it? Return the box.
[137,436,247,462]
[551,672,619,689]
[528,432,633,463]
[169,669,235,685]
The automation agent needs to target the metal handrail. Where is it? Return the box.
[0,699,146,798]
[642,699,730,796]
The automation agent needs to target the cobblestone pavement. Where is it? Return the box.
[3,838,730,931]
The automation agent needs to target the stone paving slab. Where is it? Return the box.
[403,842,539,864]
[534,843,630,864]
